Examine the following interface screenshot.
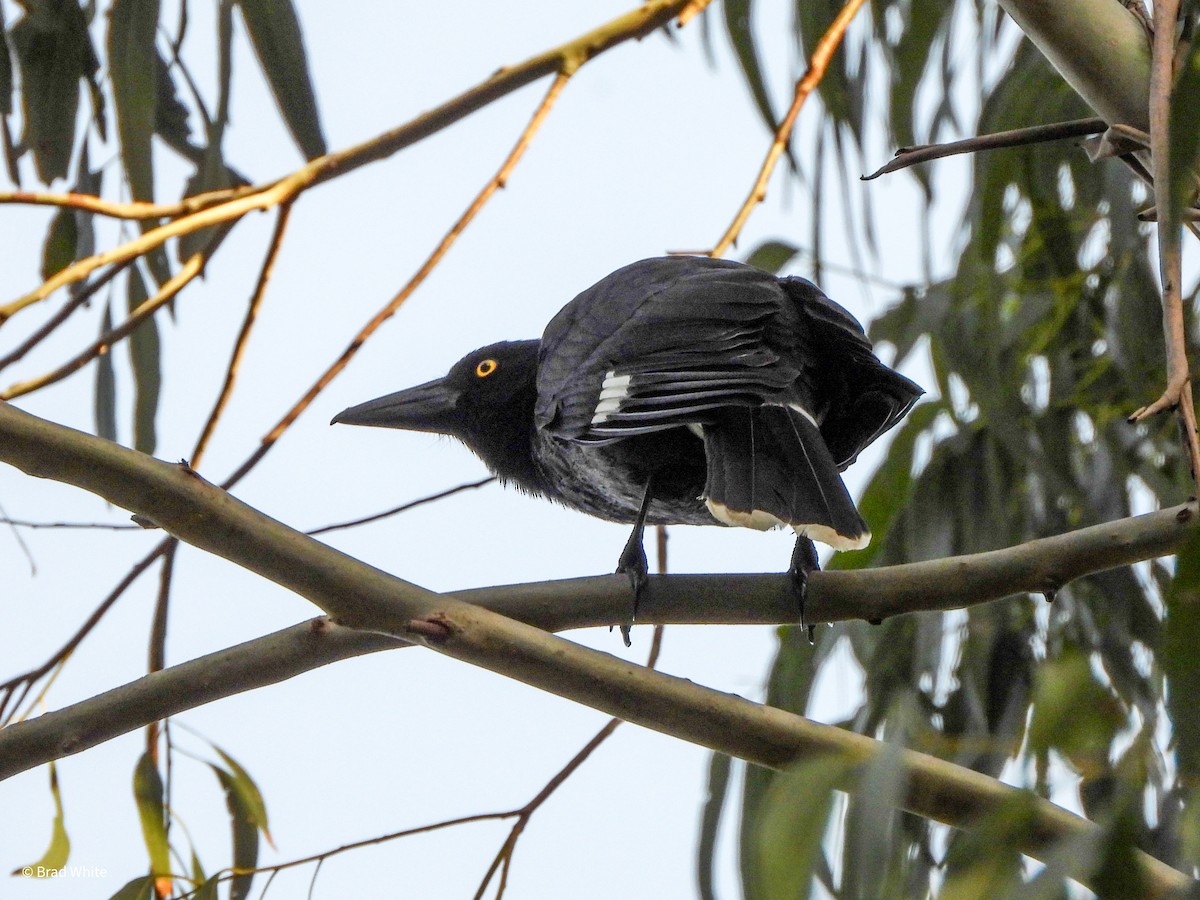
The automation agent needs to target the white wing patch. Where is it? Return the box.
[591,371,632,423]
[705,498,871,550]
[786,401,819,427]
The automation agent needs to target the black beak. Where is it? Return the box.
[331,377,462,434]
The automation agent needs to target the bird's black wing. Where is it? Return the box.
[535,257,804,443]
[779,277,924,469]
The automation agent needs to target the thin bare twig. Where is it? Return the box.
[219,72,572,493]
[200,811,518,892]
[1,248,212,400]
[307,478,497,536]
[1130,0,1200,486]
[861,118,1107,181]
[0,538,172,726]
[710,0,868,257]
[190,202,294,469]
[146,542,178,760]
[0,518,139,530]
[475,625,667,900]
[0,259,135,374]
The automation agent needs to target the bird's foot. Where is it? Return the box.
[615,537,649,647]
[789,536,820,644]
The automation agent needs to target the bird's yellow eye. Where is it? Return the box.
[475,358,498,378]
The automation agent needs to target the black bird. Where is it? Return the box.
[332,256,922,641]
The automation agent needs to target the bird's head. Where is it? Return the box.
[331,340,541,449]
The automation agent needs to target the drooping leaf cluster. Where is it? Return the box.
[709,2,1200,896]
[0,0,325,454]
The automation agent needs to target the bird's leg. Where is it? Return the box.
[790,534,820,643]
[615,476,656,646]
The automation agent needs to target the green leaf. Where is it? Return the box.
[753,754,856,900]
[940,793,1036,898]
[10,0,94,182]
[214,765,260,900]
[697,751,733,900]
[1164,525,1200,780]
[744,240,800,275]
[40,207,77,280]
[126,266,161,455]
[108,0,159,202]
[154,49,197,161]
[178,141,237,261]
[1168,32,1200,230]
[0,1,14,118]
[722,0,777,140]
[71,139,101,260]
[12,761,70,876]
[1027,650,1125,769]
[235,0,326,160]
[132,752,170,879]
[94,301,118,442]
[106,875,155,900]
[208,745,269,900]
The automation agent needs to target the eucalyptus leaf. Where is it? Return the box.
[12,761,70,875]
[235,0,326,160]
[126,266,161,455]
[132,752,170,878]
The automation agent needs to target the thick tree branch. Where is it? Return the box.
[0,402,1195,894]
[996,0,1151,131]
[2,496,1195,778]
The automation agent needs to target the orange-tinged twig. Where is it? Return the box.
[0,178,292,325]
[1,250,210,400]
[677,0,715,28]
[190,203,294,469]
[0,258,135,373]
[219,73,572,492]
[0,0,701,328]
[709,0,868,257]
[0,185,254,220]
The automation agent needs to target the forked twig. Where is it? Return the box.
[0,0,705,327]
[190,202,295,468]
[0,186,254,221]
[474,626,667,900]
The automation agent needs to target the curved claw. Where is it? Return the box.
[790,536,820,644]
[616,541,648,647]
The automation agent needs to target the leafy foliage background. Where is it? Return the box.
[712,3,1200,896]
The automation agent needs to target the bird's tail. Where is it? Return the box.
[701,406,870,550]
